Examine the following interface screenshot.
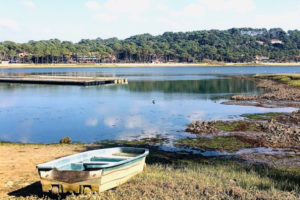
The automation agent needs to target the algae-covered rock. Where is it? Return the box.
[60,136,71,144]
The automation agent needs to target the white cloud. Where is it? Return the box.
[85,1,100,10]
[0,19,20,31]
[104,0,150,13]
[156,17,179,29]
[85,118,98,127]
[104,0,149,22]
[128,15,146,23]
[154,0,255,30]
[94,13,117,22]
[0,99,16,108]
[19,119,34,143]
[255,9,300,30]
[228,0,255,13]
[104,117,119,127]
[43,27,53,34]
[125,115,144,129]
[183,2,206,18]
[154,2,205,30]
[200,0,255,13]
[187,111,205,122]
[23,1,35,8]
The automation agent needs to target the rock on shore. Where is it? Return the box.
[186,121,219,134]
[257,119,300,148]
[231,79,300,102]
[186,110,300,148]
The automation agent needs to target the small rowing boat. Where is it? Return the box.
[36,147,149,194]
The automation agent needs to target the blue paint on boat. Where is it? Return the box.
[37,147,149,171]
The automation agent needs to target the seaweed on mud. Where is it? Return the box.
[242,112,282,120]
[174,136,254,152]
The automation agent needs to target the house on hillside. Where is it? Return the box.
[255,55,269,62]
[108,54,117,63]
[256,41,264,45]
[18,52,30,58]
[151,54,164,64]
[270,39,283,45]
[18,52,32,63]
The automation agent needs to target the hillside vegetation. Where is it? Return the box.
[1,28,300,64]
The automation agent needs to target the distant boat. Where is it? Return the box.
[37,147,149,194]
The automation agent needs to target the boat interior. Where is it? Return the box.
[37,147,147,171]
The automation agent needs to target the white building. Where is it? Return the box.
[270,39,283,44]
[0,61,9,65]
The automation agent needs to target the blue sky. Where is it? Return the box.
[0,0,300,42]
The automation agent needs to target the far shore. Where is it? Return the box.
[1,62,300,69]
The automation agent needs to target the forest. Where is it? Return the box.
[0,28,300,64]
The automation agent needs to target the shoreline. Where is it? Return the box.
[1,142,299,199]
[1,62,300,69]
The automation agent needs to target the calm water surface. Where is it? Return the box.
[0,66,299,143]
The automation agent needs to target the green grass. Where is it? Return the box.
[64,150,300,200]
[214,121,262,132]
[242,112,282,120]
[175,136,253,152]
[289,80,300,87]
[254,73,300,88]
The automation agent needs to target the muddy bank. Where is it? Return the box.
[223,74,300,108]
[183,110,300,168]
[232,79,300,102]
[186,110,300,149]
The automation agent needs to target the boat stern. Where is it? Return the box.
[38,169,102,194]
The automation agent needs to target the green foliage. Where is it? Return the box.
[289,80,300,88]
[1,28,300,63]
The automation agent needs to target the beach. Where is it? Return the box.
[1,62,300,69]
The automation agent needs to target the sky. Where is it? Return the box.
[0,0,300,43]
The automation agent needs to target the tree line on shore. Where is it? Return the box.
[0,28,300,64]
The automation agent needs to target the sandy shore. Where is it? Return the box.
[0,144,86,199]
[1,62,300,69]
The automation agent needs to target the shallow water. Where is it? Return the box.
[0,66,299,143]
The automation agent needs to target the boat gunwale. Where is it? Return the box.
[36,147,149,170]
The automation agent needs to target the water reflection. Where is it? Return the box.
[118,79,259,95]
[0,68,298,143]
[85,118,98,127]
[2,66,300,77]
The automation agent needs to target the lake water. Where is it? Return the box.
[0,66,299,143]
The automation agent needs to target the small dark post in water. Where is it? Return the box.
[152,99,155,104]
